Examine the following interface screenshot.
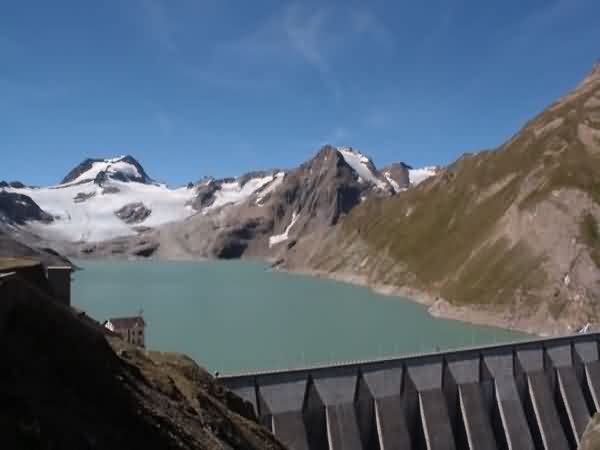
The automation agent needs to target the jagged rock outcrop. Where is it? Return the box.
[189,181,220,210]
[115,202,152,224]
[73,191,96,203]
[381,162,411,191]
[212,217,275,259]
[0,181,27,189]
[61,155,152,185]
[0,191,53,225]
[209,145,396,258]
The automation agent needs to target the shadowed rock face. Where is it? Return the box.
[207,145,401,258]
[0,228,70,267]
[381,162,411,190]
[0,191,53,225]
[115,202,152,224]
[0,181,27,188]
[73,191,96,203]
[190,182,219,210]
[212,217,274,259]
[0,269,285,450]
[238,170,278,187]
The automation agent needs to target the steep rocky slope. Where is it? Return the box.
[0,191,53,225]
[282,63,600,335]
[0,227,70,267]
[0,269,283,449]
[210,145,396,258]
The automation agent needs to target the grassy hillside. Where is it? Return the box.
[295,64,600,331]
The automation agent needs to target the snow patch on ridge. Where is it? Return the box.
[207,174,277,211]
[269,211,299,247]
[337,147,388,189]
[255,171,285,206]
[65,157,143,185]
[409,167,437,185]
[6,180,196,242]
[383,171,402,193]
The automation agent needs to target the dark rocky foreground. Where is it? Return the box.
[0,267,284,450]
[0,228,70,268]
[0,191,53,225]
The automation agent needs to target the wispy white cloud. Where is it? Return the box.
[215,4,333,76]
[139,0,177,52]
[208,4,392,99]
[283,5,329,73]
[348,9,394,50]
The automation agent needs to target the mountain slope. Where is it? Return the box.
[0,267,283,449]
[211,146,393,258]
[0,227,71,267]
[282,63,600,334]
[0,191,53,225]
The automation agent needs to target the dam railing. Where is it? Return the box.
[221,332,600,450]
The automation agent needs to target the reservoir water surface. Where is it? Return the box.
[73,259,528,373]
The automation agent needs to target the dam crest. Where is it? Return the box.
[222,333,600,450]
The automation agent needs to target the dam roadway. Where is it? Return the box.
[221,333,600,450]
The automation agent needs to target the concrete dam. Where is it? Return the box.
[221,333,600,450]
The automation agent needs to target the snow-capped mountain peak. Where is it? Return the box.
[61,155,152,186]
[409,166,438,186]
[336,147,438,191]
[2,147,440,246]
[336,146,389,190]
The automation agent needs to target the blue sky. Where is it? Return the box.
[1,0,599,186]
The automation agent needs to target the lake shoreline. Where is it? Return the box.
[75,253,564,337]
[72,258,527,373]
[276,267,561,337]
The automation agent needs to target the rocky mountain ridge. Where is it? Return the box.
[0,146,431,260]
[61,155,153,185]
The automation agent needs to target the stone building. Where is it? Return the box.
[103,316,146,347]
[0,257,71,306]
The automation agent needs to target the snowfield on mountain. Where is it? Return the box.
[0,148,436,261]
[6,180,197,242]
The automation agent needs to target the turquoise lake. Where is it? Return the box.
[72,260,528,374]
